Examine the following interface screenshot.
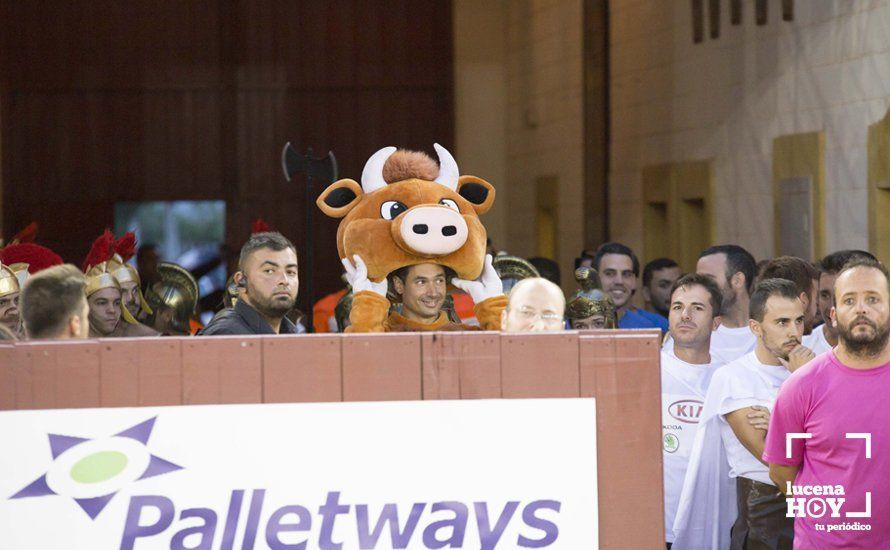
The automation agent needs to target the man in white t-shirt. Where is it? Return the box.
[664,245,758,362]
[672,278,816,549]
[761,255,818,332]
[661,273,725,547]
[804,249,877,354]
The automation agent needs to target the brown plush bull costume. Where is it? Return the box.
[317,144,506,332]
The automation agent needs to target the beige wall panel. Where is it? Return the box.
[641,161,714,270]
[503,0,584,288]
[611,2,889,255]
[868,108,890,264]
[772,131,826,259]
[453,0,509,250]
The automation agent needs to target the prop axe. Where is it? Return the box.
[282,143,338,184]
[280,143,338,333]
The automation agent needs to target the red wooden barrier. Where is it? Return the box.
[10,340,101,409]
[0,330,664,548]
[341,333,422,401]
[181,336,262,404]
[581,330,664,549]
[0,344,17,409]
[501,332,581,397]
[421,332,501,399]
[263,334,342,403]
[100,338,182,407]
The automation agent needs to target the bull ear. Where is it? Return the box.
[457,176,495,215]
[317,179,363,218]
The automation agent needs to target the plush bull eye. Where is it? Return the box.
[380,200,408,220]
[439,198,459,212]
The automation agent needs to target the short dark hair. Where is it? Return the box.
[528,257,561,286]
[574,249,596,270]
[833,257,890,307]
[389,264,454,285]
[749,278,800,322]
[753,259,770,286]
[391,265,411,284]
[760,256,818,299]
[818,250,877,275]
[22,264,88,339]
[643,257,679,287]
[594,242,640,277]
[699,244,757,294]
[238,232,296,270]
[670,273,723,315]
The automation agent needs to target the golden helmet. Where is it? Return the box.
[85,262,139,325]
[145,262,198,335]
[107,253,153,316]
[565,267,617,328]
[492,255,540,294]
[9,263,29,289]
[0,263,20,298]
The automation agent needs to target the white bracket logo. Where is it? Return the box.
[785,432,812,459]
[845,433,871,459]
[784,432,871,519]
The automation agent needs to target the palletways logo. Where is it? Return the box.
[6,415,569,548]
[120,491,562,549]
[9,416,182,519]
[669,399,703,424]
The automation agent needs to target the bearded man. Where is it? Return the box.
[201,232,299,335]
[765,258,890,548]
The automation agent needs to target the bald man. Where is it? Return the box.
[501,277,566,332]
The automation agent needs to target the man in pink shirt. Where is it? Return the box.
[764,258,890,548]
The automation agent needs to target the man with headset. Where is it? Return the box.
[200,232,300,335]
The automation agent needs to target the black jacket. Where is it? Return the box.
[199,300,298,336]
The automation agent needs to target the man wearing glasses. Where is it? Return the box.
[501,277,566,332]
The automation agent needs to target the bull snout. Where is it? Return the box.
[393,205,469,256]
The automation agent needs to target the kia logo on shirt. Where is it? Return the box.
[669,400,704,424]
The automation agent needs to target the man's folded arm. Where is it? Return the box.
[769,464,799,494]
[725,407,768,465]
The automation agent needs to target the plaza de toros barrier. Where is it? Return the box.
[0,329,663,549]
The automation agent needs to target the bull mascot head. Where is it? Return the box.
[316,144,495,282]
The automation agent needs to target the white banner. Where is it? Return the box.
[0,398,598,549]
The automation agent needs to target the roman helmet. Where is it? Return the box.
[110,231,153,316]
[83,230,139,325]
[0,262,20,299]
[145,262,199,335]
[492,254,540,294]
[565,266,617,329]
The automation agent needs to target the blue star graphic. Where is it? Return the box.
[9,416,182,519]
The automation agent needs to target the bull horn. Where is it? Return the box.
[433,143,459,191]
[360,146,397,194]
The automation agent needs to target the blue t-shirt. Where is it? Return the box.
[618,308,668,333]
[638,309,669,333]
